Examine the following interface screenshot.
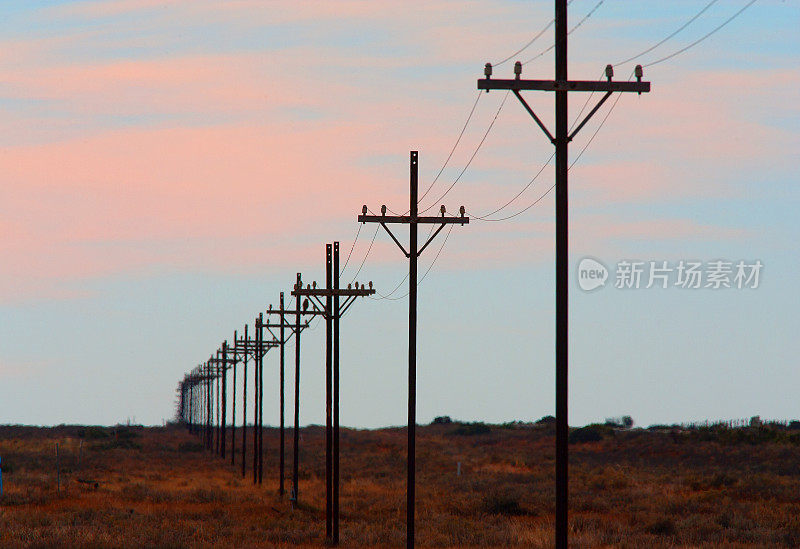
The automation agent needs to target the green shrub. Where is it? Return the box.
[481,493,525,516]
[569,424,610,444]
[451,422,491,436]
[80,426,111,440]
[536,415,556,425]
[646,518,676,536]
[178,441,203,453]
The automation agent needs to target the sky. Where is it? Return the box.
[1,0,798,429]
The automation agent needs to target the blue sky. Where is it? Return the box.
[0,0,798,428]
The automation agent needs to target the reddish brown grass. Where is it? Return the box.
[1,423,799,547]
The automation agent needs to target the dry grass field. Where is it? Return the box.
[1,420,800,547]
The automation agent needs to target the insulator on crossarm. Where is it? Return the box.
[514,61,522,79]
[381,205,387,216]
[440,205,446,216]
[459,206,465,217]
[605,64,613,80]
[635,65,643,95]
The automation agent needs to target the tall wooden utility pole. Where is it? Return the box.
[358,151,468,548]
[477,1,650,546]
[293,242,374,545]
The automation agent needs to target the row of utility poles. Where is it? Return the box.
[175,165,468,547]
[175,3,650,547]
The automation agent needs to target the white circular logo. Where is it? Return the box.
[577,257,608,291]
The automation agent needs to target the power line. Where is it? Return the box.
[493,0,577,66]
[369,224,455,302]
[469,70,605,221]
[370,224,435,300]
[470,0,758,223]
[417,91,483,207]
[472,72,630,222]
[615,0,719,66]
[419,90,510,214]
[348,225,379,284]
[522,0,605,65]
[384,91,483,217]
[644,0,757,67]
[339,223,362,277]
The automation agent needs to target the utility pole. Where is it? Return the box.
[292,242,375,545]
[477,2,650,546]
[208,346,237,460]
[230,324,255,476]
[357,151,468,548]
[231,318,279,483]
[205,362,212,451]
[242,324,249,476]
[265,295,310,497]
[231,332,237,466]
[287,274,325,506]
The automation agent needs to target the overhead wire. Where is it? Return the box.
[471,71,632,222]
[352,0,753,295]
[468,0,759,222]
[369,224,455,302]
[615,0,719,66]
[643,0,757,67]
[492,0,578,66]
[384,91,483,217]
[417,91,483,207]
[469,69,605,220]
[348,225,379,284]
[339,223,362,277]
[522,0,605,65]
[419,89,510,214]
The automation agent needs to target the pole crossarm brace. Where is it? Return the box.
[479,12,652,548]
[479,65,650,143]
[358,214,468,259]
[291,285,375,321]
[230,340,279,361]
[478,78,650,92]
[263,317,310,342]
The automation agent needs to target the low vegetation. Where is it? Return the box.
[1,420,799,546]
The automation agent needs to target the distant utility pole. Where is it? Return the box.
[477,2,650,546]
[357,151,468,548]
[209,344,237,460]
[231,319,279,483]
[287,274,325,506]
[293,242,375,545]
[231,332,238,467]
[265,294,311,497]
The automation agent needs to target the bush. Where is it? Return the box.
[605,415,634,429]
[431,416,452,425]
[481,493,525,516]
[451,422,491,436]
[90,439,141,451]
[178,441,203,453]
[569,424,610,444]
[536,415,556,425]
[80,426,111,440]
[646,518,676,536]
